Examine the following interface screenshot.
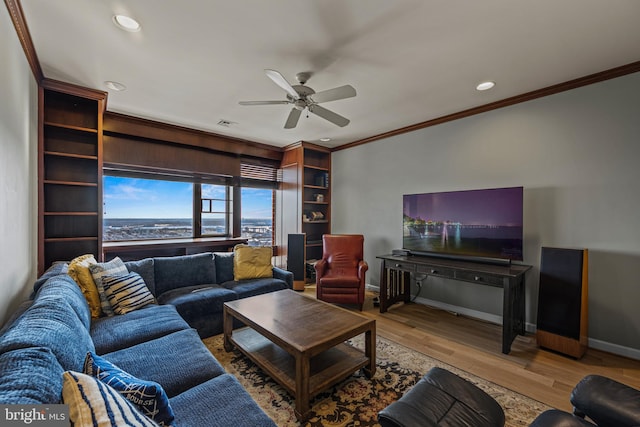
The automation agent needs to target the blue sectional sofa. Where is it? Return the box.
[125,251,293,338]
[0,251,293,426]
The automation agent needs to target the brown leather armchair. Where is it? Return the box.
[315,234,368,310]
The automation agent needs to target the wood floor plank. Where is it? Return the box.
[303,286,640,413]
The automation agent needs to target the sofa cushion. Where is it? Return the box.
[233,245,273,281]
[222,278,288,299]
[90,257,128,317]
[0,276,95,372]
[0,347,64,404]
[84,352,174,426]
[153,253,216,297]
[125,258,156,294]
[157,285,237,314]
[214,252,235,283]
[170,374,276,427]
[91,304,190,355]
[62,371,160,427]
[67,254,102,318]
[102,272,156,315]
[157,285,238,338]
[103,329,225,398]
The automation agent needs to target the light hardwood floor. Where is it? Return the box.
[303,286,640,412]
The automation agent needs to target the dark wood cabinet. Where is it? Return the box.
[279,142,331,279]
[38,80,107,274]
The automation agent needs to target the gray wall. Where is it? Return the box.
[0,5,39,325]
[331,72,640,358]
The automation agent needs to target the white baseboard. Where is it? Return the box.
[366,284,640,360]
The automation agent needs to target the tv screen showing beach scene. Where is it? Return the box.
[403,187,523,261]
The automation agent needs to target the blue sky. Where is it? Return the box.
[103,176,272,219]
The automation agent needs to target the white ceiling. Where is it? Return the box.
[19,0,640,149]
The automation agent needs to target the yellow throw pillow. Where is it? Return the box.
[68,254,102,318]
[233,245,273,281]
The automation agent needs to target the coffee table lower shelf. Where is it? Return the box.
[230,327,370,399]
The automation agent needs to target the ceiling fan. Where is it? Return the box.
[239,69,356,129]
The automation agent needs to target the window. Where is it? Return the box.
[200,183,230,237]
[241,187,274,246]
[103,172,276,246]
[103,176,193,241]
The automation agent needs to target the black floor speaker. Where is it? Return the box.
[536,247,588,358]
[287,234,306,291]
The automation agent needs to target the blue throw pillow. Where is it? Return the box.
[83,352,174,426]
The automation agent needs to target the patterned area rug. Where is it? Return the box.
[203,334,550,427]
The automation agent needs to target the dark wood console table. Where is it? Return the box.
[377,254,532,354]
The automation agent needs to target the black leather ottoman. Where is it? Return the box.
[378,367,505,427]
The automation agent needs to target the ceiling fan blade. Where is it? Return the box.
[308,104,350,127]
[284,108,302,129]
[239,100,290,106]
[310,85,356,104]
[265,69,300,100]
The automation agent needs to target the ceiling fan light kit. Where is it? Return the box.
[240,69,356,129]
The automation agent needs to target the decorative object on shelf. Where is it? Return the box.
[314,172,329,187]
[310,211,324,221]
[314,194,324,203]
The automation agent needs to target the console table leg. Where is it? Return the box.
[379,263,389,313]
[502,277,524,354]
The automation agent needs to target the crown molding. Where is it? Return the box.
[5,0,43,82]
[334,60,640,152]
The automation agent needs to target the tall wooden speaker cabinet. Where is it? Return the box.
[536,247,588,358]
[287,234,306,291]
[38,79,107,274]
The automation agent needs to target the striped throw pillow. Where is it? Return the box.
[90,257,128,316]
[62,371,160,427]
[102,272,156,315]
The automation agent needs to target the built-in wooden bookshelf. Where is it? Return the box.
[38,79,106,274]
[279,142,331,279]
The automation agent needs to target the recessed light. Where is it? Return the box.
[476,81,496,91]
[105,81,126,91]
[113,15,141,32]
[320,138,331,142]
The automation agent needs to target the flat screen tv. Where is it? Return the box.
[403,187,523,262]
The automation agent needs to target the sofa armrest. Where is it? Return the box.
[570,375,640,427]
[272,267,294,289]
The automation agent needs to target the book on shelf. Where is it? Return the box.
[314,172,329,188]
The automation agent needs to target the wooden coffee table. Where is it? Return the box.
[223,289,376,421]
